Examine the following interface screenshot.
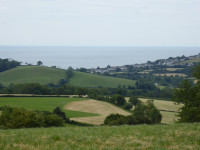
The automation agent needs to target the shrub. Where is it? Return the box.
[53,107,70,123]
[0,106,65,129]
[110,94,126,106]
[123,103,133,110]
[44,114,64,127]
[134,100,162,124]
[104,114,139,126]
[104,114,127,125]
[104,100,162,126]
[129,96,141,106]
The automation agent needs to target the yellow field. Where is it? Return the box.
[138,70,152,74]
[64,99,131,125]
[166,68,183,71]
[138,71,149,74]
[154,73,187,77]
[125,98,183,124]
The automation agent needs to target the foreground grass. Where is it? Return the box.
[0,123,199,150]
[0,97,99,118]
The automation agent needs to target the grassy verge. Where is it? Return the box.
[0,123,199,150]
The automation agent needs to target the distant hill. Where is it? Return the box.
[69,71,135,88]
[0,66,66,86]
[0,66,135,88]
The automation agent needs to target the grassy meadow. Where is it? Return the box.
[0,97,99,118]
[0,96,182,124]
[69,71,136,88]
[0,66,66,86]
[0,123,199,150]
[0,66,136,88]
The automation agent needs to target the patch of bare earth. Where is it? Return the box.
[64,99,131,125]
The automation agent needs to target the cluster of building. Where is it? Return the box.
[90,54,200,74]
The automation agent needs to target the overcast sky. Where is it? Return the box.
[0,0,200,46]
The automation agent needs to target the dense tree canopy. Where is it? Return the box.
[0,58,21,72]
[172,65,200,122]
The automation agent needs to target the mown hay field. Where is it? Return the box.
[0,123,199,150]
[0,97,98,118]
[125,97,183,124]
[153,73,187,77]
[65,99,131,125]
[166,68,183,71]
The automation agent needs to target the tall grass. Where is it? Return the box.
[0,123,199,150]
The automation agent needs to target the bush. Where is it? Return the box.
[104,100,162,126]
[134,100,162,124]
[129,96,141,106]
[104,114,139,126]
[53,107,70,123]
[123,103,133,110]
[104,114,127,125]
[110,94,126,106]
[0,106,65,129]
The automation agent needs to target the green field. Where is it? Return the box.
[0,66,136,88]
[69,71,136,88]
[0,97,99,118]
[0,66,66,86]
[0,123,199,150]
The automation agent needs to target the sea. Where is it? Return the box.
[0,46,200,69]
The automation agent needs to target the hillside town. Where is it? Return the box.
[88,53,200,74]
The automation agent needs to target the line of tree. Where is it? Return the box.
[0,82,173,100]
[0,58,21,72]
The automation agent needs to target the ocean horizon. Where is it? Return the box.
[0,46,200,69]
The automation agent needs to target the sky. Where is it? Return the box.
[0,0,200,47]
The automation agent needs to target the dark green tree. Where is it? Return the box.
[37,61,43,66]
[133,100,162,124]
[75,88,87,97]
[53,107,70,123]
[129,96,141,106]
[172,65,200,122]
[110,94,126,106]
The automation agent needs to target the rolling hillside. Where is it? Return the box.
[69,71,136,88]
[0,66,136,88]
[0,66,66,86]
